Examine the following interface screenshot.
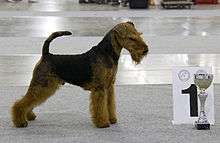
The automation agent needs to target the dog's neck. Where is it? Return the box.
[96,32,120,64]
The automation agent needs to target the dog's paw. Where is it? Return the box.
[14,121,28,128]
[26,111,36,121]
[93,119,110,128]
[95,122,110,128]
[109,118,117,124]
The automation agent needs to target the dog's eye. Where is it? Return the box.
[138,32,143,35]
[129,37,136,41]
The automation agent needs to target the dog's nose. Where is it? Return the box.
[143,48,148,54]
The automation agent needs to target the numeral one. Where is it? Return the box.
[182,84,198,117]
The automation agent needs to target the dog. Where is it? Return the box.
[11,22,149,128]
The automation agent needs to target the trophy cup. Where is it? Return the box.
[194,70,213,130]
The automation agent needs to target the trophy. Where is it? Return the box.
[194,70,213,130]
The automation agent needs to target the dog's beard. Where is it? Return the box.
[130,52,145,65]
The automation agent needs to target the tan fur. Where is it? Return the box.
[107,84,117,124]
[90,88,110,128]
[11,22,148,128]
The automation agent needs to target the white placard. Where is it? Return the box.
[172,66,214,125]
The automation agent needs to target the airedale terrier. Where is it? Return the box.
[11,22,149,128]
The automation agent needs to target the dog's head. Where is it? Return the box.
[112,22,149,64]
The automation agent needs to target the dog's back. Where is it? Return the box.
[47,53,93,87]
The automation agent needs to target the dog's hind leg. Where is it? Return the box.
[11,77,61,127]
[11,76,61,128]
[90,88,110,128]
[107,84,117,124]
[11,60,62,128]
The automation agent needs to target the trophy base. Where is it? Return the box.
[195,123,210,130]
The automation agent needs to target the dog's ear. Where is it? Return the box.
[126,21,135,27]
[126,22,142,35]
[112,29,125,47]
[113,28,126,38]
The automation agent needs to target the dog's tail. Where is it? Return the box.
[42,31,72,57]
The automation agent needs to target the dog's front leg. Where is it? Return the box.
[90,88,110,128]
[107,84,117,124]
